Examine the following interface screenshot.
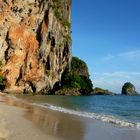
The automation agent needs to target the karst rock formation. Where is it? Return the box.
[0,0,72,93]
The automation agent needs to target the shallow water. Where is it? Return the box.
[16,95,140,128]
[2,94,140,140]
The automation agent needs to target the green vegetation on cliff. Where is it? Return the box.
[62,73,92,90]
[54,57,93,95]
[71,57,88,77]
[52,0,71,29]
[0,76,5,90]
[0,61,5,90]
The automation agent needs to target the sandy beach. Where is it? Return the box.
[0,92,140,140]
[0,93,60,140]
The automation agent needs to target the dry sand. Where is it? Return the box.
[0,92,140,140]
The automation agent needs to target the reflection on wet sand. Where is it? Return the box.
[2,95,140,140]
[5,96,85,140]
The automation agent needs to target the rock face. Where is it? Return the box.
[122,82,138,96]
[54,57,93,96]
[0,0,72,93]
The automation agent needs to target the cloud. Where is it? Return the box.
[98,50,140,63]
[94,71,140,75]
[99,55,115,62]
[119,50,140,61]
[102,72,140,78]
[92,71,140,93]
[92,50,140,93]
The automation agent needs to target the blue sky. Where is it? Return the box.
[72,0,140,93]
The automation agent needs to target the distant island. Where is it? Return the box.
[92,87,115,95]
[121,82,139,96]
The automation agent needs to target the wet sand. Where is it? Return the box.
[0,94,60,140]
[0,92,140,140]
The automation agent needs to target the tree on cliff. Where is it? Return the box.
[54,57,93,95]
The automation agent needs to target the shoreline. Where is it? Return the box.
[0,93,59,140]
[0,92,140,140]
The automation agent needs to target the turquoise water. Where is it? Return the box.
[17,95,140,128]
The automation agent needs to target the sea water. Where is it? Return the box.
[16,95,140,129]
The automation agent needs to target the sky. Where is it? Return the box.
[72,0,140,93]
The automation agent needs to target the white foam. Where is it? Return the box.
[4,95,140,130]
[136,123,140,129]
[33,103,140,129]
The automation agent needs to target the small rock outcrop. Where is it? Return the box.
[0,0,72,93]
[122,82,138,96]
[53,57,93,96]
[93,87,115,95]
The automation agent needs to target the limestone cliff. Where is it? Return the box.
[0,0,72,93]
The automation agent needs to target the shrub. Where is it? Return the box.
[0,61,5,90]
[52,0,71,29]
[0,76,5,90]
[60,57,93,95]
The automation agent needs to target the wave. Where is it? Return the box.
[33,103,140,129]
[5,95,140,130]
